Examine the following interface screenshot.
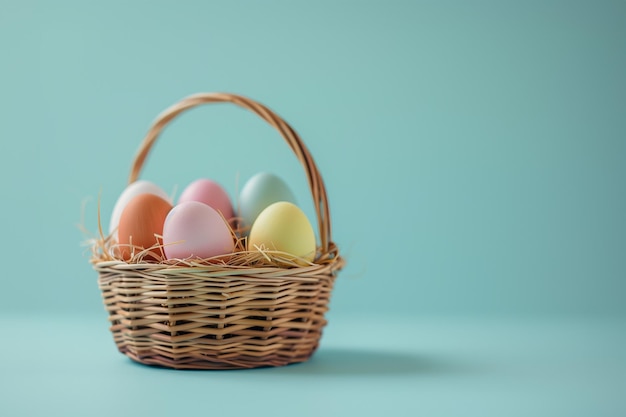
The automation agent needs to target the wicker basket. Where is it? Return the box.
[92,92,344,370]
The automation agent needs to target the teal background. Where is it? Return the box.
[1,0,624,317]
[1,1,625,416]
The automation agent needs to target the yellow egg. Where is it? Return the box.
[248,202,316,264]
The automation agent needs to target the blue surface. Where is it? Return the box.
[1,313,624,417]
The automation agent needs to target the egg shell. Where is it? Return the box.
[109,180,171,238]
[248,201,316,264]
[178,179,234,220]
[117,193,173,261]
[238,172,296,229]
[163,201,235,260]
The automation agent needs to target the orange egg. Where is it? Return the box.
[117,193,173,261]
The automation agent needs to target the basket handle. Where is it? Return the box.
[128,92,334,254]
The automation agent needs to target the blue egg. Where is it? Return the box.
[238,172,296,230]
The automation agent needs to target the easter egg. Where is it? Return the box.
[117,193,173,261]
[178,179,234,220]
[248,201,316,264]
[109,180,171,239]
[238,172,296,229]
[163,201,235,260]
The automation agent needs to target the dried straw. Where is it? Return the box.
[91,92,343,369]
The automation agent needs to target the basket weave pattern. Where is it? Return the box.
[92,93,343,370]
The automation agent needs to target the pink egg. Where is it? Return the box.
[178,179,234,220]
[163,201,235,260]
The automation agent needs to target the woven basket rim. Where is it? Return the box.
[92,249,344,283]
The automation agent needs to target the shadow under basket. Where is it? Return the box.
[91,92,344,370]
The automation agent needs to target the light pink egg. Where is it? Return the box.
[163,201,235,260]
[178,179,234,220]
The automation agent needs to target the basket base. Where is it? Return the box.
[118,344,319,370]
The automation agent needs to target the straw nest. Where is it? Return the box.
[90,92,344,370]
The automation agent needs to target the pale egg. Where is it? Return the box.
[248,201,316,264]
[178,179,234,220]
[163,201,235,260]
[238,172,296,230]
